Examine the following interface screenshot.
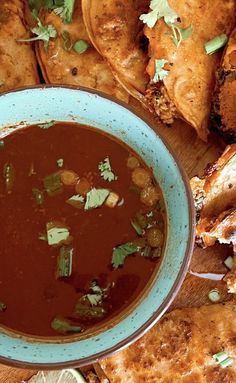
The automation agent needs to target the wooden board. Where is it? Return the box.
[0,106,233,381]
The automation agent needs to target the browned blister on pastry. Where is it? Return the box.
[36,1,129,102]
[0,0,39,93]
[82,0,149,106]
[212,28,236,143]
[100,302,236,382]
[143,0,235,141]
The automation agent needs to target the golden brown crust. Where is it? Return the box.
[213,28,236,142]
[82,0,149,105]
[144,0,236,141]
[36,1,129,102]
[100,302,236,382]
[0,0,39,93]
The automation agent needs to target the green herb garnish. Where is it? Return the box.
[3,163,14,193]
[0,140,4,147]
[0,80,5,87]
[43,172,63,196]
[17,12,57,50]
[213,351,233,368]
[85,188,109,210]
[141,246,151,257]
[130,219,143,236]
[51,317,81,333]
[61,30,73,51]
[46,223,70,246]
[169,24,192,48]
[98,157,118,182]
[140,0,178,28]
[66,194,84,209]
[56,245,73,278]
[73,40,90,54]
[112,242,142,269]
[205,34,228,55]
[153,59,169,82]
[85,281,108,306]
[208,288,221,303]
[57,158,64,168]
[32,188,44,207]
[38,121,55,129]
[0,302,7,311]
[53,0,75,24]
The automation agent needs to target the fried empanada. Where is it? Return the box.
[100,302,236,382]
[212,28,236,143]
[143,0,235,140]
[36,1,129,102]
[82,0,149,106]
[0,0,39,93]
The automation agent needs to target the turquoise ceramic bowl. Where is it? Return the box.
[0,86,194,368]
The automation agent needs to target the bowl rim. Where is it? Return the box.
[0,84,195,369]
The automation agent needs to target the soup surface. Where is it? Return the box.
[0,122,166,336]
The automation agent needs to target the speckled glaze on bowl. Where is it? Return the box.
[0,86,194,369]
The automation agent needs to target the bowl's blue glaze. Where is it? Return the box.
[0,86,194,368]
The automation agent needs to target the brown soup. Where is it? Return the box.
[0,122,166,336]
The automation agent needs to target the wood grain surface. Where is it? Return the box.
[0,106,233,382]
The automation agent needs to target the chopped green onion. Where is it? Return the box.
[213,351,230,363]
[56,246,73,278]
[3,163,14,193]
[142,246,151,257]
[205,34,228,55]
[208,288,221,303]
[32,188,44,207]
[51,317,81,334]
[38,121,55,129]
[224,256,234,270]
[0,302,7,311]
[220,357,234,368]
[0,140,4,147]
[61,30,73,51]
[73,40,89,54]
[43,172,63,196]
[57,158,64,168]
[213,351,234,368]
[130,219,143,236]
[0,80,5,87]
[74,302,106,319]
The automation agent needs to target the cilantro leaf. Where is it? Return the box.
[54,0,75,24]
[112,242,142,269]
[85,188,109,210]
[46,223,70,246]
[17,14,57,50]
[153,59,169,82]
[98,157,118,182]
[140,0,178,28]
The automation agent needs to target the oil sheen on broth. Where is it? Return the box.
[0,123,166,336]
